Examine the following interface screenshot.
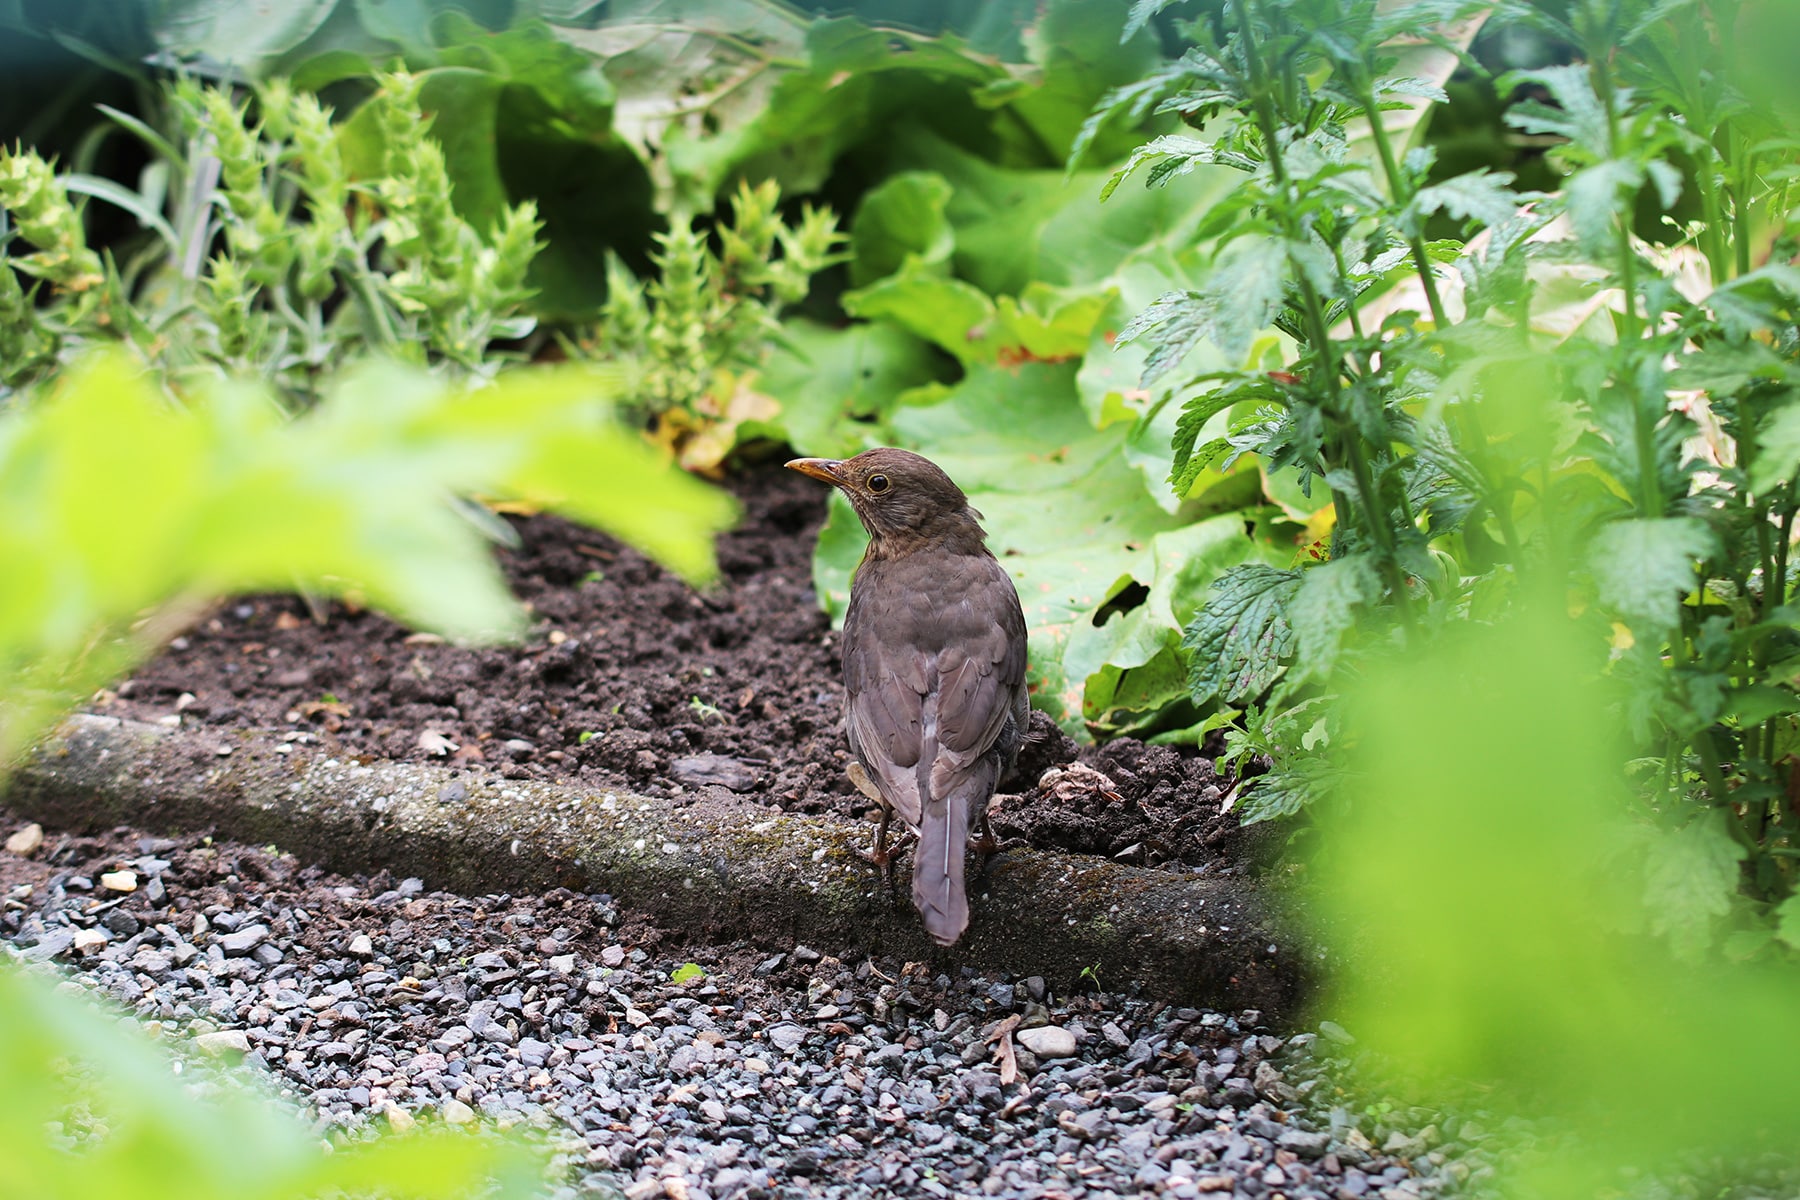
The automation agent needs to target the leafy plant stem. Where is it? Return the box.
[1358,79,1449,329]
[1227,0,1412,623]
[346,262,399,352]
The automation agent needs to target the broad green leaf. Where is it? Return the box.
[1082,645,1190,740]
[890,125,1238,297]
[1006,0,1161,165]
[842,271,997,365]
[149,0,338,68]
[749,318,944,459]
[1642,814,1746,962]
[849,170,956,286]
[570,8,1003,212]
[843,271,1107,367]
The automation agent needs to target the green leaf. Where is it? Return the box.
[670,962,705,984]
[0,352,734,764]
[750,318,944,459]
[841,270,996,365]
[1642,814,1746,961]
[891,124,1237,298]
[849,170,956,287]
[1116,238,1286,383]
[1287,557,1383,685]
[1776,892,1800,951]
[1562,159,1643,252]
[1587,517,1715,636]
[1408,169,1525,234]
[1503,64,1609,153]
[1182,564,1303,705]
[1751,402,1800,495]
[149,0,339,69]
[1707,264,1800,342]
[1726,685,1799,728]
[1101,134,1242,201]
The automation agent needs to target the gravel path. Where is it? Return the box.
[1,821,1486,1199]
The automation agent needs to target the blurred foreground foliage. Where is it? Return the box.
[0,350,735,766]
[0,963,549,1199]
[1323,591,1800,1199]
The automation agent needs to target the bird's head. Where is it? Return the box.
[786,448,986,552]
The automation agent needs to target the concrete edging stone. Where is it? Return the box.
[3,714,1305,1014]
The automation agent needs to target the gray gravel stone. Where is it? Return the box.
[3,827,1472,1200]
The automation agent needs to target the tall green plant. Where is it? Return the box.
[1,73,542,401]
[1101,0,1526,819]
[1103,0,1800,950]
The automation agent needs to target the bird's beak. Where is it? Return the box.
[785,457,847,486]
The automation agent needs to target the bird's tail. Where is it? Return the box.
[913,776,982,947]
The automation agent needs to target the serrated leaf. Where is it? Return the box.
[1374,76,1450,104]
[1288,557,1383,685]
[1183,564,1303,704]
[1750,402,1800,494]
[1100,134,1246,202]
[1503,64,1609,153]
[1116,240,1286,384]
[1410,169,1525,234]
[1563,159,1644,252]
[1642,814,1745,961]
[1588,517,1715,636]
[1707,264,1800,341]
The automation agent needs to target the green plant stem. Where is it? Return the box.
[1227,0,1413,624]
[1358,79,1449,330]
[1231,0,1411,629]
[346,263,399,351]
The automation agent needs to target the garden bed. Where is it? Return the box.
[96,465,1255,880]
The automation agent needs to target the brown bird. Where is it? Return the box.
[787,448,1029,946]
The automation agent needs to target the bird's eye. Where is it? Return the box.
[867,473,891,494]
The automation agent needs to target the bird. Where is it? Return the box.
[786,448,1029,946]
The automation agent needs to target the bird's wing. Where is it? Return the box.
[928,556,1028,789]
[843,553,1027,831]
[842,581,929,829]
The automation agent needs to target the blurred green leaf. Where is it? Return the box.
[149,0,339,68]
[0,963,544,1199]
[1320,607,1800,1199]
[0,351,734,764]
[1640,813,1746,963]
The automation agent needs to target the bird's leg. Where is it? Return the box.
[847,762,902,897]
[973,795,1006,883]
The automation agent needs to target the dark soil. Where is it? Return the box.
[99,468,1249,876]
